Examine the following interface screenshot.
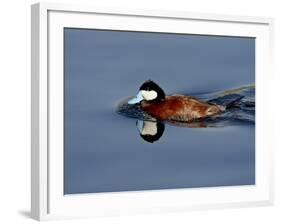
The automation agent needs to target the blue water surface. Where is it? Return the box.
[64,28,255,194]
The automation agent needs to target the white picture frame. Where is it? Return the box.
[31,2,274,221]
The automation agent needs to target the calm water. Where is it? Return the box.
[64,28,255,194]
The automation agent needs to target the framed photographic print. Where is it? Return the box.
[31,2,274,221]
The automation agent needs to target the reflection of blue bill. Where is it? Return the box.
[136,120,144,133]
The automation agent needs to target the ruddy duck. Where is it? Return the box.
[128,80,225,122]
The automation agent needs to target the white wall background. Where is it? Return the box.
[0,0,280,223]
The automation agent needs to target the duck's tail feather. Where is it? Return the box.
[208,94,244,109]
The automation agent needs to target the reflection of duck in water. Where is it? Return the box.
[136,120,165,143]
[136,120,211,143]
[128,80,225,122]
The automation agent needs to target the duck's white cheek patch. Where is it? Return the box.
[141,121,157,136]
[140,90,157,101]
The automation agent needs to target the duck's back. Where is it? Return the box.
[141,95,223,122]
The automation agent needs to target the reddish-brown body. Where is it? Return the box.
[141,95,224,122]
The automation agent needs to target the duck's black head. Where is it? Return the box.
[128,80,166,104]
